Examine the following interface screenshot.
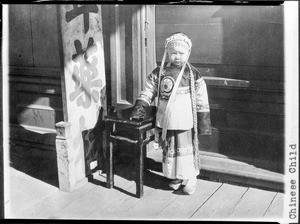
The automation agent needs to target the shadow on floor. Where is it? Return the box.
[9,141,59,188]
[88,151,172,198]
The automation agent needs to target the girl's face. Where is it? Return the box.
[167,43,190,66]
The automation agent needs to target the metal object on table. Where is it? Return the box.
[105,106,156,198]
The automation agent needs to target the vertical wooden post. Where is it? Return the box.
[56,5,107,191]
[55,121,80,192]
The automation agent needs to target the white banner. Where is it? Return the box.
[59,4,106,180]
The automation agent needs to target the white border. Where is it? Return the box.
[2,3,299,221]
[2,4,11,217]
[284,1,299,223]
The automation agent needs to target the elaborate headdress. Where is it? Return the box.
[157,33,192,101]
[165,32,192,50]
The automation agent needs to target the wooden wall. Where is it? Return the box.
[9,5,63,151]
[156,5,284,173]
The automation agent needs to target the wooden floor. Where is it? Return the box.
[7,167,284,221]
[6,148,285,221]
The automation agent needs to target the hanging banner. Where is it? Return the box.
[58,4,106,183]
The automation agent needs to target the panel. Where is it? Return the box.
[208,87,284,104]
[156,5,284,67]
[209,99,284,115]
[9,67,64,128]
[8,5,34,66]
[156,24,224,64]
[217,6,284,67]
[155,5,223,24]
[16,105,59,129]
[31,5,61,68]
[221,20,283,67]
[211,129,284,173]
[211,109,284,133]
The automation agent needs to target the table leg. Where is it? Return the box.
[143,132,147,171]
[106,124,114,189]
[135,132,144,198]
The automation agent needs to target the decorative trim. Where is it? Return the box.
[209,103,284,116]
[9,76,61,86]
[9,66,61,78]
[11,83,62,95]
[211,126,284,139]
[19,124,57,134]
[16,103,63,112]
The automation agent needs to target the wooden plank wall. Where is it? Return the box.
[9,5,63,150]
[155,5,284,173]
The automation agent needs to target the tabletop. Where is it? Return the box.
[105,106,157,127]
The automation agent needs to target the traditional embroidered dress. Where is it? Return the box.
[137,62,211,180]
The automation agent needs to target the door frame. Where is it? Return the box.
[109,5,156,111]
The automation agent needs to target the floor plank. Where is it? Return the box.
[86,165,181,219]
[118,187,181,219]
[190,183,248,220]
[227,187,277,220]
[7,168,58,218]
[49,175,134,219]
[86,183,156,219]
[19,172,119,218]
[263,192,284,220]
[18,180,95,218]
[154,179,222,220]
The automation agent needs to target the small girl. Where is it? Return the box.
[130,32,212,195]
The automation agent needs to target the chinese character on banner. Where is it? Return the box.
[66,5,98,34]
[69,38,103,109]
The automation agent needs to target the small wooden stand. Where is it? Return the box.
[105,106,156,198]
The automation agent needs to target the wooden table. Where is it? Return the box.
[105,106,156,198]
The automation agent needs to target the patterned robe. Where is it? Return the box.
[137,63,211,179]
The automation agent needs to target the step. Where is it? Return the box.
[146,147,284,192]
[199,154,284,192]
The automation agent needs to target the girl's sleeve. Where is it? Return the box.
[194,68,212,135]
[136,67,160,106]
[195,76,210,113]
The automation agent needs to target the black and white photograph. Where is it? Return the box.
[1,1,298,222]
